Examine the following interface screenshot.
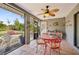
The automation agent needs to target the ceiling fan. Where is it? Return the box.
[38,5,59,18]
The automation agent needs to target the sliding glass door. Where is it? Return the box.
[0,7,24,54]
[74,12,79,48]
[34,20,40,39]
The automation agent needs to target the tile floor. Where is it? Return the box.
[7,40,79,55]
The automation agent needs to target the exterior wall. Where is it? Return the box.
[47,18,65,33]
[65,4,79,46]
[40,21,47,35]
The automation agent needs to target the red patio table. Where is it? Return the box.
[40,34,62,54]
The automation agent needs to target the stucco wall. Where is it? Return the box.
[65,4,79,46]
[47,18,65,33]
[40,21,47,35]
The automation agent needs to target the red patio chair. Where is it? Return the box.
[43,39,51,54]
[49,38,62,54]
[56,32,63,39]
[36,35,49,54]
[36,37,46,53]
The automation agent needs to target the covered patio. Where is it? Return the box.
[0,3,79,55]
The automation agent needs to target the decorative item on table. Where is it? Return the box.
[52,33,57,38]
[48,32,53,38]
[49,34,53,38]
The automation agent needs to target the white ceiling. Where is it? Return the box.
[15,3,77,20]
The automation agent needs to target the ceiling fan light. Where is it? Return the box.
[44,13,49,16]
[49,12,55,16]
[51,13,55,16]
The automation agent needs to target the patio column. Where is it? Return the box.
[24,14,30,44]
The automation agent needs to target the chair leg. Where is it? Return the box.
[44,45,47,55]
[59,48,60,54]
[36,44,45,54]
[36,44,38,53]
[50,48,51,55]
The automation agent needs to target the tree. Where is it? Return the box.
[0,21,3,24]
[0,21,7,31]
[29,23,34,32]
[7,19,10,25]
[14,18,24,31]
[14,19,20,30]
[19,23,24,31]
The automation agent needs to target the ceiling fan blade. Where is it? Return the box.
[50,8,59,12]
[49,12,55,16]
[50,13,55,16]
[37,13,45,15]
[41,9,45,10]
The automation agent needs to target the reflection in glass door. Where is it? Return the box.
[34,20,40,39]
[29,17,34,41]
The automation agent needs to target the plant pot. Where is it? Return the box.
[20,35,25,45]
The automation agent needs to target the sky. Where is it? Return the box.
[0,8,24,25]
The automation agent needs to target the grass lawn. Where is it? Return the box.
[0,31,7,37]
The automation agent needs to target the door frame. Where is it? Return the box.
[74,11,79,48]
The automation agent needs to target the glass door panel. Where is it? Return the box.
[0,8,24,54]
